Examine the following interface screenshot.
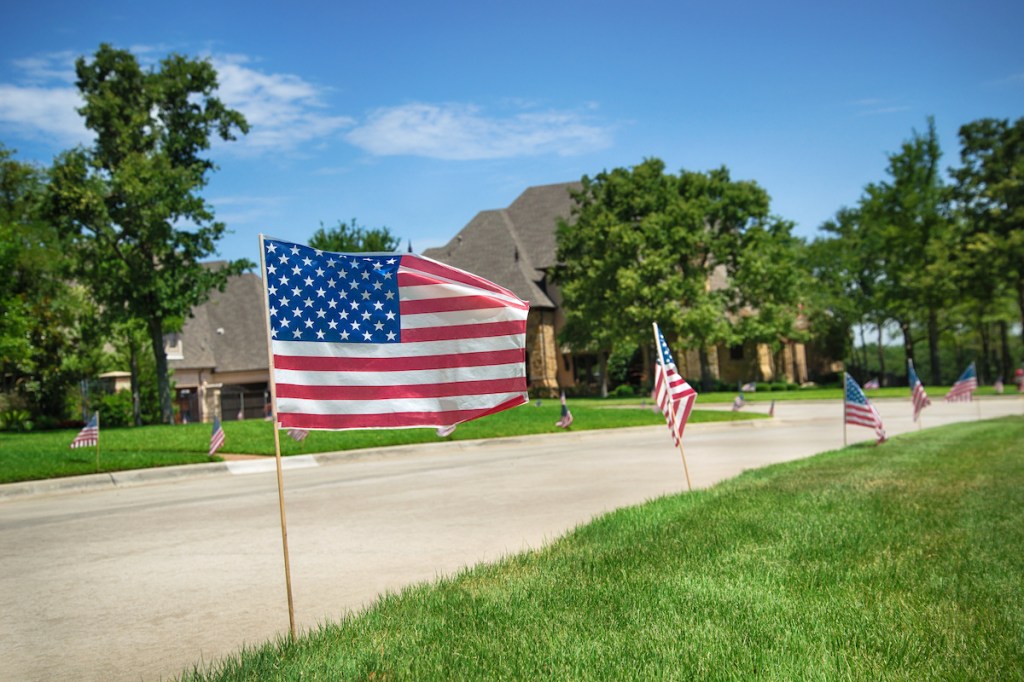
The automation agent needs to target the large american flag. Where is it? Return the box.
[845,374,886,443]
[262,237,529,431]
[70,412,99,449]
[907,359,931,422]
[653,323,697,446]
[945,363,978,402]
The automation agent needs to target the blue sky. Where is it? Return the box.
[2,1,1022,266]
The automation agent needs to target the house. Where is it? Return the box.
[423,182,818,395]
[167,269,270,423]
[167,182,824,419]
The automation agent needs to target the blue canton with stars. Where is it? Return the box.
[264,238,402,343]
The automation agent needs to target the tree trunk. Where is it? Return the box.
[927,308,941,387]
[999,320,1012,381]
[699,346,714,392]
[979,318,991,384]
[1018,279,1024,352]
[129,341,141,427]
[599,351,609,398]
[147,316,174,424]
[900,319,914,382]
[876,324,885,385]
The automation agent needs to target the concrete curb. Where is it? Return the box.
[0,420,786,502]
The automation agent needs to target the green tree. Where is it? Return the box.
[953,117,1024,355]
[45,44,250,424]
[554,158,803,392]
[1,145,104,422]
[859,118,956,385]
[309,219,401,252]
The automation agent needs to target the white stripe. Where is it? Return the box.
[400,305,527,329]
[279,391,528,415]
[275,362,525,387]
[399,264,524,308]
[272,335,526,359]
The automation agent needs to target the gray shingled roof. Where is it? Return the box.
[170,271,269,374]
[422,182,580,309]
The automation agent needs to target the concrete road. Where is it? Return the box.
[1,397,1020,681]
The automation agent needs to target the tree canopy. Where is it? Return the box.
[45,44,250,424]
[309,218,401,253]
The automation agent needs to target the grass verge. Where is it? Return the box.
[0,400,758,484]
[182,416,1024,681]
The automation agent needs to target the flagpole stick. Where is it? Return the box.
[95,412,100,472]
[666,388,692,491]
[843,373,848,447]
[259,234,297,641]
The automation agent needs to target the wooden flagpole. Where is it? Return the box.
[258,234,297,640]
[95,412,101,472]
[654,323,692,491]
[842,372,848,447]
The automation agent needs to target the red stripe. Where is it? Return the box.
[400,294,514,315]
[277,395,528,430]
[400,254,520,299]
[277,377,526,401]
[274,348,525,372]
[401,319,527,343]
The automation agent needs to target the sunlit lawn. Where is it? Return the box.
[0,399,759,484]
[182,416,1024,681]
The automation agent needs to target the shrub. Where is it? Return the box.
[0,408,34,432]
[609,384,636,398]
[96,390,134,427]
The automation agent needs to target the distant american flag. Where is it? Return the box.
[209,416,225,456]
[70,412,99,449]
[262,237,529,431]
[287,428,309,442]
[653,323,697,446]
[945,363,978,402]
[845,374,886,443]
[731,394,745,411]
[864,378,880,389]
[555,391,573,429]
[907,360,931,422]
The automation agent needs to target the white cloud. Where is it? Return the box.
[211,55,354,153]
[0,49,353,155]
[345,102,613,160]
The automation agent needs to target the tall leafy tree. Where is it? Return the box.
[1,145,103,421]
[46,44,250,423]
[953,117,1024,353]
[859,118,955,384]
[309,218,401,252]
[555,158,802,392]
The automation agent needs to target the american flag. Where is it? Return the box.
[262,237,529,431]
[845,374,886,443]
[70,412,99,449]
[731,394,745,411]
[653,323,697,446]
[945,363,978,402]
[864,377,880,389]
[555,391,573,428]
[907,360,931,422]
[287,428,309,442]
[209,416,225,456]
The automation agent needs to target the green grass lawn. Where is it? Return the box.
[181,416,1024,681]
[0,400,759,484]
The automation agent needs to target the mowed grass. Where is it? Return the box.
[183,416,1024,681]
[0,400,757,484]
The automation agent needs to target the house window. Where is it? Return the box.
[730,344,744,361]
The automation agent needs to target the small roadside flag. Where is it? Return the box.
[945,363,978,402]
[845,374,886,444]
[555,392,573,428]
[994,376,1004,394]
[209,416,225,456]
[70,412,99,449]
[864,377,880,389]
[741,381,757,392]
[908,359,931,422]
[731,394,745,411]
[435,424,457,437]
[768,399,776,417]
[287,428,309,442]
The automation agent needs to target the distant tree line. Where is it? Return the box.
[555,116,1023,392]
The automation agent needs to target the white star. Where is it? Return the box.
[361,271,370,280]
[304,277,314,287]
[304,318,314,328]
[304,297,314,308]
[350,301,359,310]
[339,310,349,320]
[385,311,396,320]
[328,319,338,329]
[279,254,289,264]
[327,257,336,268]
[373,301,384,311]
[292,307,302,317]
[292,287,301,297]
[383,271,393,280]
[363,331,373,341]
[340,330,349,340]
[373,281,383,290]
[327,278,337,288]
[293,328,302,338]
[361,310,371,321]
[279,296,290,307]
[315,267,325,278]
[290,245,300,255]
[351,321,360,330]
[266,242,277,253]
[268,285,277,296]
[303,256,312,267]
[349,280,359,290]
[267,264,277,275]
[316,329,325,339]
[292,265,302,276]
[316,308,326,318]
[280,318,290,328]
[386,257,396,264]
[269,306,278,317]
[385,291,395,300]
[386,331,396,341]
[361,291,371,300]
[315,287,326,298]
[328,299,337,309]
[374,321,384,331]
[279,275,290,286]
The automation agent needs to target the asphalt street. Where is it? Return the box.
[1,397,1021,680]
